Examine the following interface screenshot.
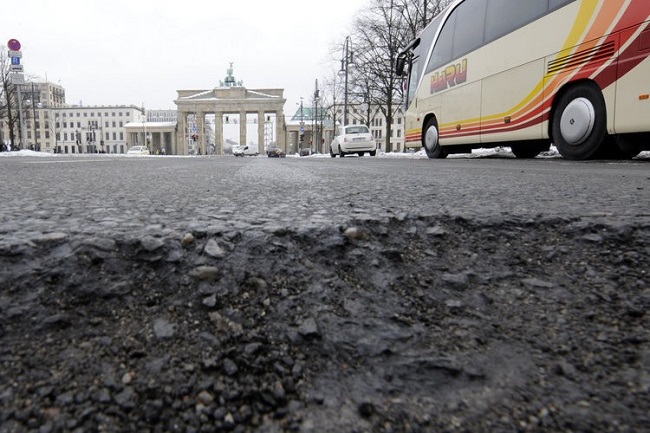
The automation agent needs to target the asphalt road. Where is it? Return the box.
[0,153,649,432]
[1,154,649,235]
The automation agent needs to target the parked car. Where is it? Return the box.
[126,145,150,156]
[300,148,313,157]
[267,147,286,158]
[330,125,376,157]
[233,144,259,157]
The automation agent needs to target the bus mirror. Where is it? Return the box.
[395,57,405,76]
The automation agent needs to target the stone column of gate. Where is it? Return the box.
[276,111,286,153]
[177,111,188,155]
[239,110,247,149]
[197,111,206,155]
[258,111,265,154]
[214,112,224,155]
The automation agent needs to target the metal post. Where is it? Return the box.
[16,83,26,149]
[31,83,38,151]
[343,40,349,126]
[339,36,353,127]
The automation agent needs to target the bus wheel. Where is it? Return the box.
[510,142,550,158]
[602,134,645,159]
[552,83,606,160]
[423,118,447,159]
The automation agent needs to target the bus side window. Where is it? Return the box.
[427,12,456,73]
[485,0,548,43]
[452,0,487,60]
[549,0,577,10]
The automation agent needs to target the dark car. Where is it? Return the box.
[267,147,286,158]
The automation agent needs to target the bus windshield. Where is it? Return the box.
[402,12,446,109]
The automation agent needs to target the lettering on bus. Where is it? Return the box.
[430,58,467,94]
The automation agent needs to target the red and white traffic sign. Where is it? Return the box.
[7,39,21,51]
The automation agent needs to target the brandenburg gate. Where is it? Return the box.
[174,65,286,155]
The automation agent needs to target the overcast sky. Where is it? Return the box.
[2,0,370,115]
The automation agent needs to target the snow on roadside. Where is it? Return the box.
[2,147,648,160]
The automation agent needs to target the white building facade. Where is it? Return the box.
[54,106,145,154]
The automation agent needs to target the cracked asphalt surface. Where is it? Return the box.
[0,154,648,432]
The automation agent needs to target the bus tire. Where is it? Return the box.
[552,83,606,160]
[602,134,646,159]
[423,118,447,159]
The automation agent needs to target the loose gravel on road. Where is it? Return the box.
[1,213,648,432]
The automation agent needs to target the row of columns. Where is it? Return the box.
[176,110,285,156]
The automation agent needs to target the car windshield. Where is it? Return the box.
[345,126,369,134]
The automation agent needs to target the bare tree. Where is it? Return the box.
[318,65,346,151]
[346,0,452,152]
[348,0,411,152]
[395,0,453,40]
[0,51,20,149]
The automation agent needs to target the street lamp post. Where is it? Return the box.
[339,36,355,127]
[299,98,304,154]
[31,83,39,151]
[313,80,321,153]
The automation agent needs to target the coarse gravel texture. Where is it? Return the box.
[0,214,649,433]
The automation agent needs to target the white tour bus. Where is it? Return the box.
[396,0,650,160]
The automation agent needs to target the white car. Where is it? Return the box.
[232,145,259,157]
[330,125,377,157]
[126,145,150,156]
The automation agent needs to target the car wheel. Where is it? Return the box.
[339,146,345,157]
[423,117,447,159]
[358,152,364,157]
[330,147,336,158]
[552,83,606,160]
[370,150,376,156]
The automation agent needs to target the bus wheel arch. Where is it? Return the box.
[422,115,447,159]
[550,80,607,160]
